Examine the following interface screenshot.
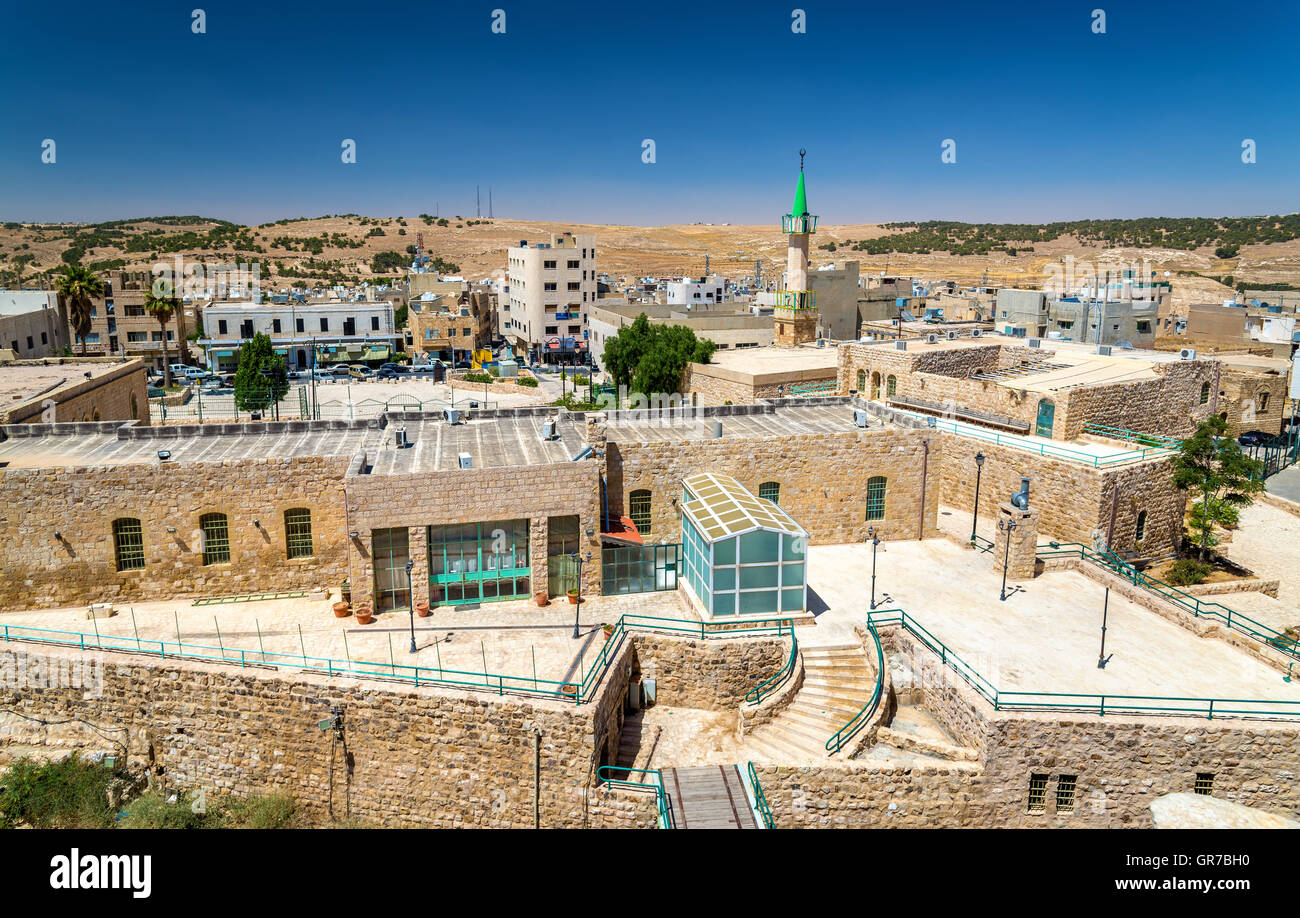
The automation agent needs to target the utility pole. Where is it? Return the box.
[476,186,481,219]
[489,189,493,219]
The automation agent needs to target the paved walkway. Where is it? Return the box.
[1266,465,1300,504]
[663,765,757,829]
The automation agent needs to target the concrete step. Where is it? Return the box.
[746,728,826,762]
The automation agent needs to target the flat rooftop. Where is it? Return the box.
[362,414,588,475]
[699,345,839,376]
[0,361,131,407]
[605,403,893,444]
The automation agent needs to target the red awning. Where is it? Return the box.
[601,515,644,545]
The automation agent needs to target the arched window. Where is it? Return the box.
[1200,382,1210,405]
[112,518,145,572]
[285,508,313,558]
[886,375,897,397]
[1035,399,1055,438]
[199,512,230,565]
[856,369,866,392]
[865,476,887,521]
[871,372,882,400]
[629,489,652,534]
[1135,510,1147,543]
[1259,392,1270,412]
[758,481,780,505]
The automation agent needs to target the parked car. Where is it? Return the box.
[328,366,352,380]
[454,359,471,369]
[311,368,332,381]
[348,365,375,379]
[377,368,398,380]
[1238,430,1274,447]
[167,363,189,378]
[182,367,213,381]
[287,369,311,381]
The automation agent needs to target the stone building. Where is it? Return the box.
[406,289,495,362]
[0,358,149,426]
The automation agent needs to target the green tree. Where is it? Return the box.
[603,314,716,400]
[233,332,289,414]
[1172,416,1264,560]
[142,288,179,388]
[53,263,104,355]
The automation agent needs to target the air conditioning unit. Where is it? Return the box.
[1028,338,1041,348]
[925,333,939,344]
[394,426,408,448]
[1096,344,1112,356]
[1179,348,1197,361]
[854,409,869,428]
[458,452,472,469]
[895,340,907,351]
[971,328,983,338]
[945,330,959,340]
[443,408,460,425]
[542,419,556,440]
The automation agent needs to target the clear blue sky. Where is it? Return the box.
[1,0,1296,225]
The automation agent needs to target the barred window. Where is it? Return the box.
[113,518,144,572]
[856,369,866,392]
[1135,510,1147,543]
[1056,775,1077,813]
[200,512,230,565]
[1200,381,1210,405]
[758,481,780,505]
[1194,773,1214,796]
[629,489,652,535]
[285,508,313,559]
[886,375,897,397]
[1027,774,1048,813]
[865,476,887,521]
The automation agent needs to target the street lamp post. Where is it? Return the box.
[1098,586,1110,668]
[997,517,1018,601]
[970,452,985,545]
[571,550,592,639]
[868,526,881,610]
[405,559,416,653]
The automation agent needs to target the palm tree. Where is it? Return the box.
[143,289,180,389]
[54,264,104,355]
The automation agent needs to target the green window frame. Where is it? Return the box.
[1199,381,1210,405]
[112,518,144,572]
[856,369,866,392]
[757,481,780,505]
[629,489,652,534]
[1134,510,1147,543]
[373,527,412,612]
[865,476,887,521]
[200,512,230,565]
[284,508,313,559]
[886,375,897,397]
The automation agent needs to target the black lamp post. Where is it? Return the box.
[405,559,416,653]
[1097,586,1110,668]
[868,526,881,610]
[997,517,1017,601]
[571,550,592,639]
[970,452,985,544]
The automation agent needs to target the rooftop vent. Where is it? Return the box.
[971,328,983,338]
[945,330,959,340]
[711,421,723,438]
[394,426,409,449]
[925,333,939,344]
[458,452,472,469]
[854,409,869,428]
[542,419,556,440]
[1096,344,1112,356]
[1027,338,1041,348]
[443,408,460,425]
[895,340,907,351]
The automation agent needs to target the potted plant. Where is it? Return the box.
[534,589,549,607]
[601,624,615,642]
[341,578,352,605]
[567,588,580,605]
[415,599,431,617]
[354,602,374,625]
[333,600,350,618]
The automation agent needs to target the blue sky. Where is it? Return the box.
[0,0,1296,225]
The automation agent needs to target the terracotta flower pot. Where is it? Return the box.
[567,589,580,605]
[534,590,549,607]
[415,600,431,617]
[333,601,351,618]
[355,604,373,625]
[602,624,615,642]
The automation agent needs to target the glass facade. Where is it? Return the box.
[373,527,411,612]
[547,515,580,596]
[682,518,806,617]
[601,543,679,595]
[428,520,530,605]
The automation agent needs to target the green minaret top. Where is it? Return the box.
[782,149,817,235]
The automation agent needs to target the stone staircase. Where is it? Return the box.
[866,703,979,764]
[744,643,877,762]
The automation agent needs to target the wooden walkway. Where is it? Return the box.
[663,765,758,829]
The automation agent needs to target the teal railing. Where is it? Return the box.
[1037,541,1300,662]
[970,532,995,554]
[825,618,888,753]
[918,415,1177,468]
[0,613,796,707]
[597,766,671,829]
[867,609,1300,721]
[744,623,799,704]
[1081,423,1183,449]
[746,761,775,829]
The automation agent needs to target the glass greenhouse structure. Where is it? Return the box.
[679,473,809,618]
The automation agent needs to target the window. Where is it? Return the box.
[865,476,887,521]
[886,375,897,397]
[629,489,652,534]
[218,320,228,335]
[856,369,866,392]
[371,316,380,331]
[112,518,145,571]
[1135,510,1147,543]
[1200,381,1210,404]
[1194,773,1214,796]
[1027,774,1048,813]
[200,512,230,565]
[319,317,329,332]
[296,317,305,333]
[1259,392,1270,412]
[285,508,313,559]
[1056,775,1077,813]
[758,481,780,505]
[373,527,411,612]
[568,260,579,269]
[273,318,282,334]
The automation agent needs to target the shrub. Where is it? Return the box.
[464,371,493,384]
[515,376,538,388]
[215,792,298,829]
[0,755,121,829]
[1164,558,1211,586]
[119,790,210,829]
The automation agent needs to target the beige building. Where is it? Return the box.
[0,290,69,358]
[406,290,494,361]
[0,357,149,425]
[505,233,597,363]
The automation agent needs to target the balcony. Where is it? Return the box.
[766,290,818,313]
[781,214,818,234]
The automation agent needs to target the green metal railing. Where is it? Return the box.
[918,416,1177,467]
[970,533,995,554]
[1037,541,1300,662]
[597,766,671,829]
[825,619,887,753]
[193,590,307,606]
[867,609,1300,721]
[0,612,798,708]
[1081,423,1182,449]
[746,761,775,829]
[744,624,798,704]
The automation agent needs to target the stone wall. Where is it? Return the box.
[0,451,351,611]
[606,426,944,544]
[2,359,150,426]
[631,633,787,710]
[1218,363,1289,438]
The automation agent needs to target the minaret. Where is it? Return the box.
[774,149,820,346]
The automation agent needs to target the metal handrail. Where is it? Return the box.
[746,761,775,829]
[597,765,671,829]
[918,414,1178,467]
[825,618,887,753]
[744,621,798,704]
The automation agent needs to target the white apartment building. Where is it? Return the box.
[665,275,727,308]
[504,232,596,363]
[200,301,397,371]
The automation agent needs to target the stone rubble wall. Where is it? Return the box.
[632,633,787,711]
